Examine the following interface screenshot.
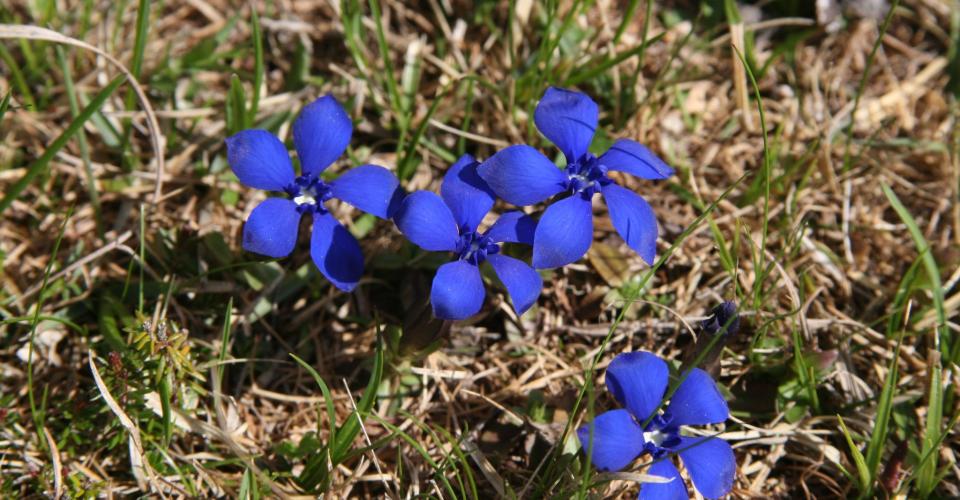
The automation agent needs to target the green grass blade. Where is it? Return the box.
[27,205,73,453]
[886,255,924,336]
[129,0,151,78]
[289,353,338,448]
[791,324,820,414]
[239,467,258,500]
[842,0,899,173]
[158,371,173,446]
[397,78,458,180]
[138,204,146,312]
[864,330,904,492]
[249,8,264,126]
[289,353,338,491]
[0,90,10,121]
[333,333,384,461]
[613,0,641,44]
[400,409,473,499]
[369,413,458,498]
[120,0,152,164]
[731,45,772,314]
[915,354,943,497]
[226,73,247,135]
[565,31,666,87]
[948,5,960,96]
[531,0,586,91]
[837,415,871,494]
[428,422,481,500]
[216,298,234,395]
[55,45,102,236]
[367,0,405,144]
[881,184,947,352]
[0,315,85,333]
[911,409,959,485]
[456,79,476,156]
[0,75,124,215]
[0,45,36,110]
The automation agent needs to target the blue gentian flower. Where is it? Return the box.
[477,87,674,269]
[225,95,403,292]
[394,154,542,320]
[578,351,736,500]
[701,301,740,337]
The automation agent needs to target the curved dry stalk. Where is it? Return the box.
[0,24,167,205]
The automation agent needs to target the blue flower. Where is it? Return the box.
[477,87,673,269]
[225,95,403,292]
[394,154,542,320]
[577,351,736,500]
[701,301,740,337]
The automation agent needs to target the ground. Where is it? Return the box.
[1,0,958,498]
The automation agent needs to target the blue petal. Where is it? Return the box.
[602,183,658,265]
[533,87,598,162]
[663,368,729,427]
[394,191,459,252]
[639,458,689,500]
[576,409,645,472]
[293,95,353,176]
[487,254,541,315]
[242,198,302,257]
[605,351,669,423]
[672,437,736,499]
[431,260,484,320]
[477,145,566,206]
[441,154,495,231]
[310,212,364,292]
[599,139,674,180]
[485,211,536,245]
[226,130,295,191]
[532,195,593,269]
[330,164,404,219]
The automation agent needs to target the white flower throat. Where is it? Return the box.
[643,429,667,447]
[293,186,319,206]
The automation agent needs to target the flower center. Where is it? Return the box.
[285,175,333,214]
[563,153,610,198]
[643,429,668,447]
[455,231,500,265]
[641,413,681,458]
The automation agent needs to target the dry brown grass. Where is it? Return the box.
[1,0,958,498]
